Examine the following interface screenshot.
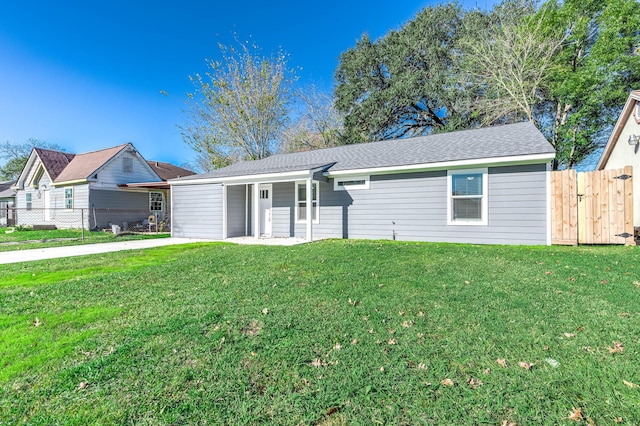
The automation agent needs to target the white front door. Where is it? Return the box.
[259,184,272,237]
[43,191,51,221]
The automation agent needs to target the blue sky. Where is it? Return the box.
[0,0,496,168]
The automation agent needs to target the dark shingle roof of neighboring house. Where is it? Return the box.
[174,122,555,181]
[147,161,195,181]
[0,180,16,199]
[34,148,76,181]
[54,144,128,183]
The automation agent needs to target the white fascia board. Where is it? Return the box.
[169,169,319,186]
[326,153,556,178]
[52,179,89,186]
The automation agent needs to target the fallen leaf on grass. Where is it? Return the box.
[545,271,553,275]
[350,338,359,345]
[401,320,413,328]
[496,358,507,367]
[311,358,325,368]
[78,381,88,389]
[33,317,41,327]
[600,279,608,284]
[518,362,534,370]
[618,312,629,317]
[326,406,340,416]
[441,378,454,387]
[567,277,576,281]
[418,311,425,317]
[261,308,269,315]
[484,368,491,375]
[348,298,359,306]
[500,421,517,426]
[387,339,397,345]
[608,341,624,354]
[634,280,640,288]
[564,333,576,338]
[615,417,623,423]
[418,363,427,370]
[623,380,637,388]
[467,378,483,389]
[568,407,583,422]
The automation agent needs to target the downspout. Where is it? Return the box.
[245,183,249,236]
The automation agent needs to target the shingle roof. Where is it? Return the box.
[34,148,76,181]
[54,144,128,183]
[0,180,16,199]
[147,161,195,181]
[175,122,555,181]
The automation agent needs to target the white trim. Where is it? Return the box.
[546,162,552,245]
[327,153,555,178]
[295,180,319,224]
[149,190,164,212]
[169,169,316,186]
[447,168,488,226]
[170,183,175,237]
[334,175,370,191]
[222,184,227,240]
[258,183,273,237]
[253,182,260,237]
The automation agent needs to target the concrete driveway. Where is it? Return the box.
[0,238,209,265]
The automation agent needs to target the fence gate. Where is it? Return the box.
[551,166,634,245]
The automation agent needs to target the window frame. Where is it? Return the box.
[149,191,164,212]
[26,193,32,210]
[295,180,319,224]
[447,168,488,226]
[334,175,370,191]
[64,187,73,210]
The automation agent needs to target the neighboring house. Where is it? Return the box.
[13,143,194,229]
[0,180,16,226]
[170,122,556,245]
[597,89,640,226]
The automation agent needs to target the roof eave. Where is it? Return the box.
[597,91,640,170]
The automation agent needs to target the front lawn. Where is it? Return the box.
[1,240,638,424]
[0,227,169,252]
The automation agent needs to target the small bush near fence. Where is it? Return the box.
[5,208,168,233]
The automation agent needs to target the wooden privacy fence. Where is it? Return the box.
[551,166,634,245]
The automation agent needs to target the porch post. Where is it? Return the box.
[253,182,260,237]
[306,176,313,242]
[222,184,227,240]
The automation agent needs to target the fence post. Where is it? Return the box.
[81,209,85,241]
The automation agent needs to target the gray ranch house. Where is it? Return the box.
[170,122,555,245]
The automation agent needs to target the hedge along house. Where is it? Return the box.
[170,122,556,245]
[13,143,193,229]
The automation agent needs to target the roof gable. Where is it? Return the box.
[175,122,555,182]
[597,90,640,170]
[33,148,75,181]
[54,144,130,183]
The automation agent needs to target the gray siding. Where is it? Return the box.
[89,189,150,229]
[171,183,223,239]
[226,185,247,237]
[268,164,548,245]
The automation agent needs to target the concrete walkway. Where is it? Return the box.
[0,238,209,265]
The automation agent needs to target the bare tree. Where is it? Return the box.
[460,7,565,125]
[281,86,343,153]
[181,40,296,168]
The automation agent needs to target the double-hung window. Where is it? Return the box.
[447,168,488,225]
[149,191,164,212]
[26,193,32,210]
[295,181,319,223]
[64,187,73,209]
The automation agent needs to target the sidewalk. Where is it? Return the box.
[0,238,209,265]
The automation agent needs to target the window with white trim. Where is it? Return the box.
[26,193,32,210]
[149,191,164,212]
[447,168,488,225]
[295,181,319,223]
[334,176,370,191]
[64,187,73,209]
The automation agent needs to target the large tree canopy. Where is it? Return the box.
[181,41,296,169]
[334,0,640,169]
[334,3,476,144]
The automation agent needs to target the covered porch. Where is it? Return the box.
[221,166,329,242]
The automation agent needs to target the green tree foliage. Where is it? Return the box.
[334,3,477,143]
[0,139,62,180]
[181,41,296,168]
[537,0,640,169]
[335,0,640,169]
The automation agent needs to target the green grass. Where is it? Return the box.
[1,240,639,424]
[0,227,169,252]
